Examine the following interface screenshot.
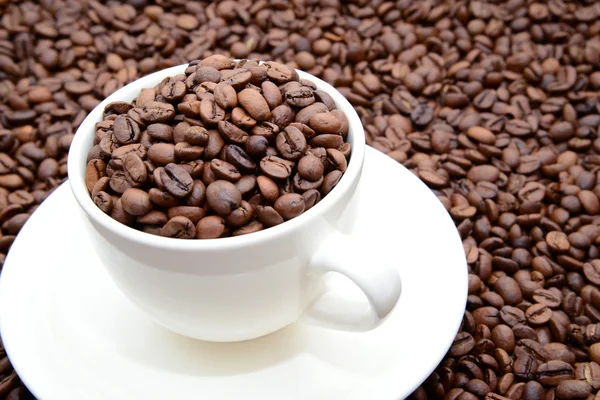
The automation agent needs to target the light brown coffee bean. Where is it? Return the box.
[238,88,271,121]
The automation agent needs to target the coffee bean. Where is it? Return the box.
[85,159,106,192]
[210,158,241,183]
[556,380,592,399]
[274,193,305,221]
[537,361,575,386]
[514,354,538,380]
[583,261,600,285]
[122,153,147,187]
[494,277,523,306]
[213,82,238,110]
[285,86,315,108]
[276,126,307,161]
[160,216,195,239]
[526,303,552,326]
[141,101,175,123]
[113,115,141,145]
[261,81,282,109]
[260,156,294,180]
[206,180,242,216]
[257,205,285,227]
[121,188,152,216]
[309,112,342,134]
[547,231,570,253]
[238,88,271,121]
[160,163,193,198]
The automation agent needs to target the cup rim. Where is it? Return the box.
[67,62,366,251]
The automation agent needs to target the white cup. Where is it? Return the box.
[68,63,402,342]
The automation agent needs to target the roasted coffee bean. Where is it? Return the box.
[85,159,106,192]
[276,126,308,161]
[121,188,152,216]
[214,82,238,110]
[274,193,305,221]
[141,101,175,123]
[206,180,242,216]
[260,156,294,180]
[159,216,196,239]
[122,153,147,187]
[537,361,575,386]
[238,88,271,121]
[113,115,141,145]
[257,205,285,227]
[160,163,193,198]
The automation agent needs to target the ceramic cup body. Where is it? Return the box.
[69,64,400,342]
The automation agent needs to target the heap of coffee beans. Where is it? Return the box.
[1,0,600,398]
[84,56,351,239]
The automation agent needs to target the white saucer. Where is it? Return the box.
[0,147,467,400]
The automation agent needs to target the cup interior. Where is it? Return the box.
[68,62,366,250]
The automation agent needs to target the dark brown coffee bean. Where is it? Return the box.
[296,103,329,126]
[225,144,257,172]
[537,361,575,386]
[110,198,135,226]
[231,107,257,130]
[514,354,538,380]
[245,136,269,158]
[451,332,476,357]
[583,261,600,285]
[310,134,344,149]
[160,163,193,198]
[257,175,280,203]
[217,121,249,145]
[298,155,325,181]
[309,112,342,134]
[526,303,553,326]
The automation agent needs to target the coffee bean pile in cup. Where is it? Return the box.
[84,57,351,239]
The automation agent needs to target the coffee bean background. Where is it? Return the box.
[0,0,600,398]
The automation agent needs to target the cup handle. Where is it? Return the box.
[302,230,402,331]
